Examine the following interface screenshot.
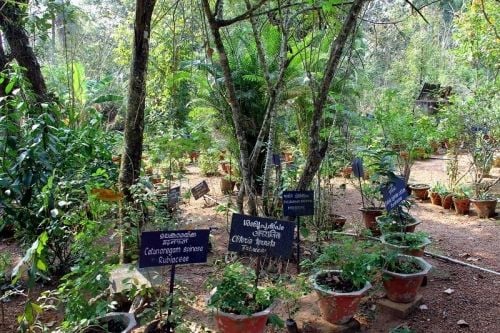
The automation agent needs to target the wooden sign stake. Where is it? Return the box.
[165,264,176,333]
[296,216,301,274]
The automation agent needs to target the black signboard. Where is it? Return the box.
[167,186,181,205]
[191,180,210,200]
[381,177,409,211]
[139,229,210,268]
[352,157,364,179]
[282,191,314,216]
[228,213,294,258]
[272,154,281,166]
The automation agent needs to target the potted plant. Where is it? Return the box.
[382,253,432,303]
[408,183,430,201]
[305,238,381,325]
[376,202,421,234]
[207,262,280,333]
[452,185,472,215]
[220,174,236,195]
[429,182,446,206]
[358,183,385,236]
[381,232,431,257]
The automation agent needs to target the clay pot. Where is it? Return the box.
[213,305,273,333]
[381,232,431,257]
[409,184,430,200]
[383,255,432,303]
[441,194,454,209]
[341,167,353,179]
[452,197,470,215]
[284,152,294,162]
[359,207,384,236]
[429,192,441,206]
[470,199,497,218]
[376,216,421,234]
[311,270,371,325]
[189,151,200,162]
[327,214,347,231]
[220,178,236,194]
[220,162,232,174]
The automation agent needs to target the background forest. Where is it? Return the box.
[0,0,498,332]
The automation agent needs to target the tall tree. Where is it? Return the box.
[0,0,48,101]
[118,0,156,262]
[296,0,366,190]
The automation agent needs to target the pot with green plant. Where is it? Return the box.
[207,262,281,333]
[429,182,446,206]
[381,232,431,257]
[306,238,381,325]
[220,175,236,195]
[452,185,472,215]
[408,184,430,201]
[358,183,385,236]
[376,202,421,234]
[382,253,432,303]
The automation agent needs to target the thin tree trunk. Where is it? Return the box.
[296,0,366,190]
[202,0,261,215]
[118,0,156,263]
[0,0,48,102]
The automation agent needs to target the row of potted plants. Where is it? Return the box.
[206,235,433,332]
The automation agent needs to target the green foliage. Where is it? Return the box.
[198,149,220,176]
[384,231,430,251]
[207,262,281,316]
[303,237,382,289]
[383,253,423,275]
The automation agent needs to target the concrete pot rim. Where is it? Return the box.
[96,312,137,333]
[311,269,372,297]
[383,255,432,278]
[470,198,498,204]
[207,287,275,320]
[409,184,430,190]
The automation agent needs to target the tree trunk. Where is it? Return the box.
[296,0,366,190]
[0,0,48,101]
[118,0,156,263]
[202,0,259,215]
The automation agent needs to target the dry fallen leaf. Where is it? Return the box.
[444,288,455,295]
[419,304,428,310]
[457,319,469,327]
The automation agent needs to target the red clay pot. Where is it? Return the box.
[409,184,430,200]
[214,309,271,333]
[383,255,432,303]
[359,207,384,236]
[381,232,431,257]
[441,194,454,209]
[452,197,470,215]
[341,167,353,179]
[328,214,347,231]
[429,192,442,206]
[312,270,371,324]
[470,199,497,218]
[220,178,236,194]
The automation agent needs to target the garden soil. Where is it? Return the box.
[1,155,498,333]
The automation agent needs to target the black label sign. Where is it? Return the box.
[139,229,210,268]
[381,177,409,211]
[282,190,314,216]
[191,180,210,200]
[168,186,181,205]
[228,213,294,258]
[272,154,281,166]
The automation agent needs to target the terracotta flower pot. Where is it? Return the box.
[359,207,384,236]
[376,216,421,234]
[341,167,352,179]
[429,192,442,206]
[220,178,236,194]
[311,270,371,325]
[409,184,430,200]
[213,305,273,333]
[383,255,432,303]
[381,232,431,257]
[284,152,294,162]
[470,199,497,218]
[441,194,454,209]
[452,197,470,215]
